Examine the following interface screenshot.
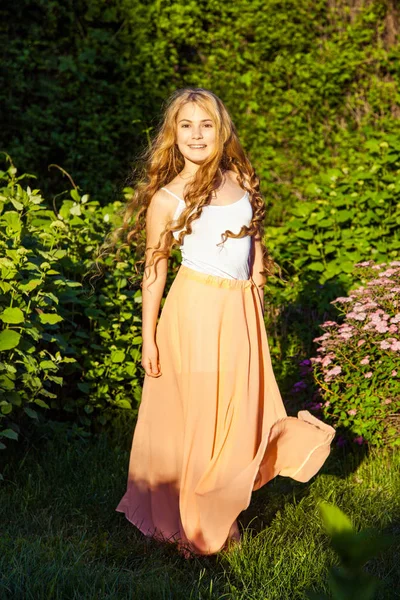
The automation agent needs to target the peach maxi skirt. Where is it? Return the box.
[115,265,335,556]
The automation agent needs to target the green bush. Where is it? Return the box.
[267,135,400,291]
[0,158,161,469]
[262,135,400,373]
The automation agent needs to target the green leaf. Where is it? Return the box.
[34,398,50,409]
[0,402,13,415]
[0,428,18,440]
[39,360,58,371]
[341,261,355,273]
[335,210,353,223]
[77,382,90,393]
[115,399,132,409]
[24,406,39,419]
[10,198,24,210]
[307,262,325,272]
[318,218,334,228]
[0,211,22,233]
[295,230,314,240]
[19,279,42,293]
[111,350,126,363]
[70,189,81,202]
[319,502,353,536]
[0,329,21,351]
[38,313,63,325]
[0,307,24,324]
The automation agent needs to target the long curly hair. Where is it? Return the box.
[96,87,278,288]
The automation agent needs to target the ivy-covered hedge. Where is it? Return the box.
[1,0,400,214]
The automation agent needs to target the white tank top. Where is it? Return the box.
[161,187,253,280]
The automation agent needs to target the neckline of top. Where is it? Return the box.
[161,187,249,208]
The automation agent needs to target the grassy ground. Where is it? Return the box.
[1,426,399,600]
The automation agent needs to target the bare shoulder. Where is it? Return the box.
[148,188,179,222]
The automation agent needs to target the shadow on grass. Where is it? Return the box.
[238,443,370,538]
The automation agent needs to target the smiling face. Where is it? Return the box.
[175,102,217,169]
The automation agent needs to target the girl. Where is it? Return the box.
[114,87,335,557]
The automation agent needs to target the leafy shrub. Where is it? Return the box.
[0,159,169,467]
[0,163,82,461]
[267,136,400,291]
[306,260,400,447]
[262,136,400,373]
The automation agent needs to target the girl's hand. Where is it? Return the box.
[141,339,162,377]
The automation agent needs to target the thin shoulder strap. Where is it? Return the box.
[160,187,184,203]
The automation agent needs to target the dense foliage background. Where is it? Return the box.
[2,0,400,213]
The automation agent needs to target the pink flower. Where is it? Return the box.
[321,320,338,328]
[392,370,398,376]
[360,356,370,365]
[347,311,367,321]
[383,398,392,405]
[355,261,372,267]
[357,339,366,347]
[313,333,331,342]
[364,371,373,378]
[390,314,400,323]
[322,353,336,367]
[354,312,367,321]
[348,409,357,416]
[324,401,331,407]
[378,268,398,277]
[326,365,342,378]
[388,325,398,333]
[339,332,354,339]
[391,341,400,351]
[380,340,392,350]
[375,322,389,333]
[361,302,378,309]
[331,297,353,304]
[354,436,364,445]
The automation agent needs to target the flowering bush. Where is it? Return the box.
[306,260,400,447]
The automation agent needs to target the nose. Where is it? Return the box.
[191,126,203,139]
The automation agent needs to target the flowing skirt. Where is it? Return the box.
[115,265,335,556]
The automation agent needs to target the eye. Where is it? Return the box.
[204,123,213,127]
[181,124,190,128]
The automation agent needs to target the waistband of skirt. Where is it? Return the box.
[177,265,254,290]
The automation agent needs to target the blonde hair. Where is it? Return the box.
[95,87,277,287]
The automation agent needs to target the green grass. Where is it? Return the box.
[1,426,399,600]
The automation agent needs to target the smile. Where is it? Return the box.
[189,145,206,148]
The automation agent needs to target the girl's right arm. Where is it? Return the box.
[141,190,174,378]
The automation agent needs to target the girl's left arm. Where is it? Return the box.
[250,236,266,314]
